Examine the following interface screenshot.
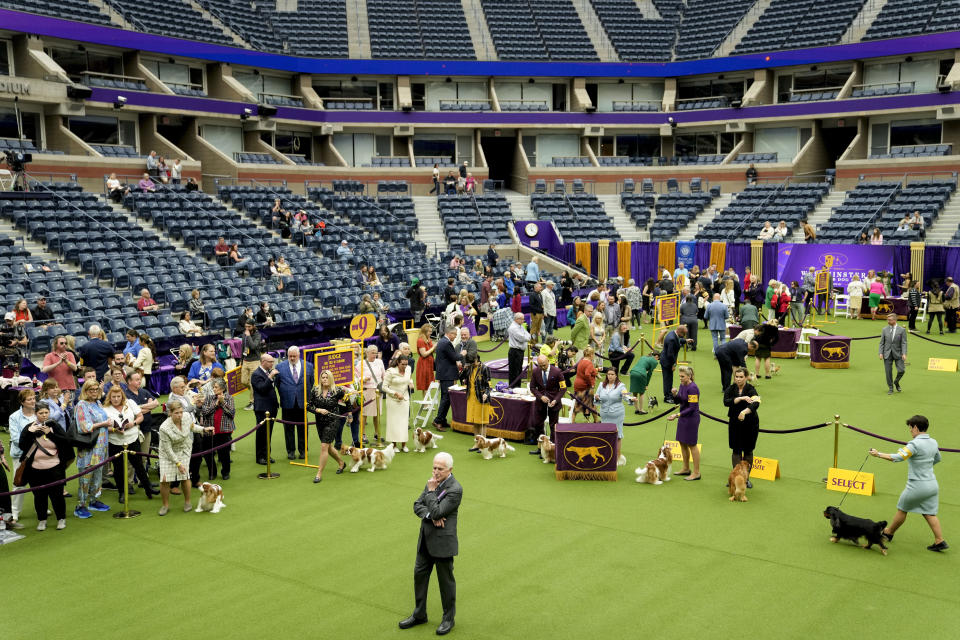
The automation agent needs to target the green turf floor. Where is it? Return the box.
[4,316,958,639]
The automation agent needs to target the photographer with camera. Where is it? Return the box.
[2,311,27,365]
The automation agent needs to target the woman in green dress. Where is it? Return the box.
[629,351,659,414]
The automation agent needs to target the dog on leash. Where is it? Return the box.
[196,482,225,513]
[634,443,672,484]
[728,461,751,502]
[537,434,556,463]
[340,443,397,472]
[473,435,515,459]
[413,427,443,453]
[648,396,659,410]
[823,506,889,555]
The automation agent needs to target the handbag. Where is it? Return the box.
[12,442,37,486]
[66,418,99,449]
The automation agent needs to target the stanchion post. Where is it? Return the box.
[822,413,840,484]
[258,412,280,479]
[113,447,141,519]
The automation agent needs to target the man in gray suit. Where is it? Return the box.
[878,312,908,394]
[458,327,477,363]
[400,452,462,636]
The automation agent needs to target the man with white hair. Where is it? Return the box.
[543,281,557,335]
[336,240,354,262]
[431,327,461,433]
[276,345,314,460]
[77,324,114,381]
[507,312,531,388]
[251,353,280,465]
[400,451,462,636]
[459,327,477,363]
[137,288,160,315]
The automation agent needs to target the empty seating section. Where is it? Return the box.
[324,100,374,110]
[674,0,755,60]
[530,194,620,242]
[734,0,867,54]
[865,0,960,40]
[871,144,952,159]
[676,154,726,165]
[366,157,411,168]
[287,155,326,166]
[820,180,955,244]
[436,194,513,251]
[101,0,234,45]
[92,145,140,158]
[597,156,656,166]
[589,0,674,62]
[168,84,207,97]
[733,153,778,163]
[789,89,840,102]
[500,101,549,111]
[0,0,112,26]
[619,192,654,231]
[198,0,281,50]
[648,192,713,242]
[676,97,729,110]
[611,100,660,112]
[0,138,63,155]
[415,156,457,168]
[548,157,592,167]
[235,152,282,164]
[269,1,349,57]
[440,101,492,111]
[368,0,475,59]
[695,183,828,242]
[81,74,150,92]
[481,0,598,61]
[262,95,305,107]
[851,83,915,97]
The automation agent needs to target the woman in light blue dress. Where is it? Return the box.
[870,414,948,552]
[595,367,631,467]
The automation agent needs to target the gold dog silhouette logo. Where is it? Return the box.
[487,398,504,426]
[820,341,848,361]
[876,301,892,314]
[563,435,612,470]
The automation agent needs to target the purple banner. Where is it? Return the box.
[515,220,561,255]
[776,243,895,289]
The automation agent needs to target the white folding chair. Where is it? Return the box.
[412,381,440,430]
[557,397,576,424]
[833,294,849,318]
[0,169,11,191]
[917,298,928,325]
[797,327,819,358]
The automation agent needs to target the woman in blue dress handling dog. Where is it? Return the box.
[668,365,700,481]
[595,367,631,467]
[870,414,948,552]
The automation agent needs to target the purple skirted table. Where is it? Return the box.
[485,357,530,381]
[727,325,801,358]
[449,388,536,440]
[555,422,619,481]
[810,335,851,369]
[859,297,908,319]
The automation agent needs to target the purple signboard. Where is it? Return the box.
[777,243,895,290]
[313,348,355,386]
[515,220,561,255]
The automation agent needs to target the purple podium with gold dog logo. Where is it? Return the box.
[555,423,618,481]
[810,335,851,369]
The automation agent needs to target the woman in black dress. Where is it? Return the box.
[307,370,347,483]
[753,321,779,380]
[723,367,761,489]
[560,271,575,307]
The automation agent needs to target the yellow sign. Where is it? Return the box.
[826,467,876,496]
[349,313,377,340]
[655,293,681,326]
[927,358,958,372]
[751,455,781,481]
[663,440,701,462]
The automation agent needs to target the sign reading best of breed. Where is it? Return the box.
[927,358,958,372]
[826,467,875,496]
[750,455,780,481]
[663,440,701,462]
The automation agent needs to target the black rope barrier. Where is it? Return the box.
[907,331,960,347]
[699,410,829,434]
[842,423,960,453]
[0,454,121,498]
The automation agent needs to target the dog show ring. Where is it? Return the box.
[555,423,619,481]
[810,335,852,369]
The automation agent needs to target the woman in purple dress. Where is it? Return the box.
[668,365,701,480]
[458,291,478,337]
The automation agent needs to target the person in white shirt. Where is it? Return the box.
[179,311,204,336]
[773,220,789,241]
[103,385,156,501]
[847,275,866,320]
[757,221,775,241]
[169,159,182,184]
[543,281,557,335]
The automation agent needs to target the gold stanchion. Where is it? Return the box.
[258,412,280,479]
[822,413,840,483]
[113,447,141,519]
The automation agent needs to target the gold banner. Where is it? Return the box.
[575,242,591,274]
[617,241,632,281]
[597,240,609,282]
[658,242,676,273]
[709,242,726,272]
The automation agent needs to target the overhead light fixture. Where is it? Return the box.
[257,104,278,117]
[402,105,413,112]
[66,85,93,100]
[585,105,596,113]
[241,107,252,120]
[113,95,127,109]
[731,99,742,109]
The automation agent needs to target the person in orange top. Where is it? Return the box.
[415,324,436,393]
[572,346,598,422]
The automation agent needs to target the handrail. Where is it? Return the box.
[726,177,790,241]
[248,179,369,247]
[853,183,901,242]
[856,171,959,188]
[789,85,844,95]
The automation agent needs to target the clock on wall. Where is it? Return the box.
[524,223,539,237]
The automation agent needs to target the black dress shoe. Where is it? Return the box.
[287,453,296,460]
[398,616,427,630]
[222,473,230,480]
[436,620,454,635]
[468,447,479,452]
[528,449,540,455]
[256,459,267,465]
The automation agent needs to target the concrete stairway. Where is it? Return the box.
[598,194,645,241]
[183,0,250,48]
[570,0,620,62]
[676,192,735,241]
[461,0,498,61]
[87,0,136,28]
[346,0,373,59]
[789,189,848,243]
[504,191,533,221]
[924,191,960,245]
[841,0,890,44]
[713,0,774,57]
[634,0,661,19]
[413,196,449,255]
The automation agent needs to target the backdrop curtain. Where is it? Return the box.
[575,242,591,274]
[726,243,751,281]
[634,242,660,284]
[710,242,727,272]
[617,242,632,281]
[658,242,675,273]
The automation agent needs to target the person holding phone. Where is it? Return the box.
[18,401,74,530]
[104,385,154,502]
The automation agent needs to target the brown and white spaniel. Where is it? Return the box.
[537,434,556,464]
[473,435,515,460]
[196,482,225,513]
[634,444,672,485]
[413,427,444,453]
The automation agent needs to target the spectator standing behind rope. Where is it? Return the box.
[103,385,155,502]
[847,275,866,321]
[870,415,948,552]
[723,367,760,490]
[18,401,74,531]
[73,380,113,519]
[198,378,235,480]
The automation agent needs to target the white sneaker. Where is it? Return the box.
[36,520,47,531]
[56,519,66,530]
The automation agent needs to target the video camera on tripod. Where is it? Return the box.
[1,150,32,173]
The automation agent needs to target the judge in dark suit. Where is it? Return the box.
[878,312,908,394]
[432,328,462,432]
[528,354,566,447]
[400,452,462,636]
[275,346,314,460]
[251,353,280,464]
[659,325,688,403]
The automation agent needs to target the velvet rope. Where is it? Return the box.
[842,423,960,453]
[698,410,829,433]
[907,331,960,347]
[476,339,508,353]
[816,329,880,340]
[0,453,121,498]
[131,421,261,460]
[622,407,674,426]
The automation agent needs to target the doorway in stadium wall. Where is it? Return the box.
[480,135,516,190]
[821,121,858,169]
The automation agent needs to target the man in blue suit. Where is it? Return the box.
[276,346,314,460]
